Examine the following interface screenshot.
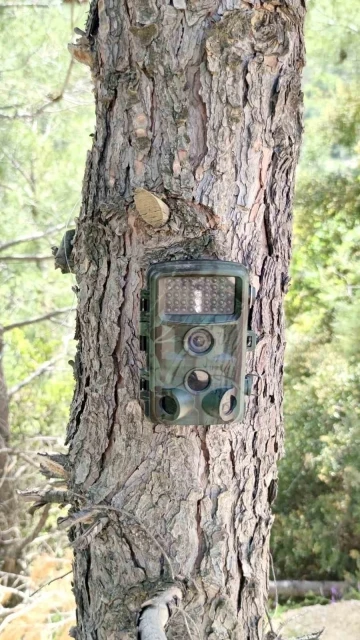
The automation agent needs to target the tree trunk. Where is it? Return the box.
[0,330,20,578]
[67,2,305,638]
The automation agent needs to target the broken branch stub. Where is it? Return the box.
[51,229,75,273]
[134,189,170,228]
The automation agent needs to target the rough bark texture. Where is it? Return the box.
[67,1,305,638]
[0,330,20,578]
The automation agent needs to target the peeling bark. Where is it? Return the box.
[67,1,305,638]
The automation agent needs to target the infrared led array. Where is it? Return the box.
[162,276,235,314]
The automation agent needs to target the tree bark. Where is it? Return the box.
[67,1,305,638]
[0,329,20,578]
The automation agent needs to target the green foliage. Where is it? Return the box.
[272,0,360,580]
[271,594,330,617]
[0,4,93,450]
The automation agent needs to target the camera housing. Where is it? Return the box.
[140,260,256,425]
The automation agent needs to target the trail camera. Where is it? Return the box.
[140,260,256,425]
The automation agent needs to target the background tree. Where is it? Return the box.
[0,0,92,599]
[272,0,360,583]
[63,2,306,638]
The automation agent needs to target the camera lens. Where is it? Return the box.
[185,370,210,393]
[161,395,178,415]
[184,328,213,355]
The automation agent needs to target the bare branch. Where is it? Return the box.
[16,504,51,554]
[290,632,324,640]
[29,570,72,598]
[0,597,47,627]
[0,2,51,7]
[137,588,183,640]
[0,570,30,583]
[0,584,27,601]
[37,452,70,480]
[8,355,63,398]
[18,488,73,504]
[0,448,39,469]
[71,517,109,551]
[57,506,99,530]
[0,254,53,262]
[0,57,74,120]
[3,307,74,332]
[0,224,66,253]
[93,504,176,581]
[1,149,33,187]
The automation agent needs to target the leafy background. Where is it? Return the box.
[0,0,359,636]
[272,0,360,582]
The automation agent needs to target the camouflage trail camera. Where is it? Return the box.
[140,260,257,425]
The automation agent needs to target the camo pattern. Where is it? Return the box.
[140,260,252,426]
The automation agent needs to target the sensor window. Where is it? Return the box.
[185,369,210,393]
[161,395,178,415]
[161,276,235,314]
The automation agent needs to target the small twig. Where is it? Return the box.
[275,612,318,640]
[0,55,74,122]
[0,594,51,627]
[0,254,53,262]
[28,435,61,441]
[290,632,324,640]
[71,517,109,551]
[1,149,33,186]
[12,450,39,469]
[16,504,51,554]
[29,570,72,597]
[93,504,175,581]
[269,553,278,612]
[265,606,276,636]
[0,224,66,252]
[176,606,201,640]
[63,499,176,581]
[0,585,28,600]
[0,2,50,7]
[3,307,74,332]
[0,570,30,582]
[58,57,74,98]
[8,355,63,397]
[181,611,194,640]
[0,526,20,539]
[0,457,16,492]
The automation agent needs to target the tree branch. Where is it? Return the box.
[0,2,50,7]
[0,57,74,120]
[0,224,66,253]
[29,570,72,598]
[3,307,74,332]
[8,355,62,398]
[0,254,53,262]
[16,504,51,554]
[291,632,324,640]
